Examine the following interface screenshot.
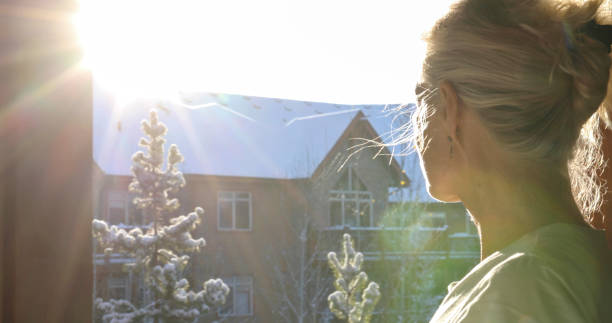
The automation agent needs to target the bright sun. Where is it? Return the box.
[73,0,213,101]
[73,0,453,104]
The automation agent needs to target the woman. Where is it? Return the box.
[410,0,612,321]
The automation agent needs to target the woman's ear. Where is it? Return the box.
[439,80,461,141]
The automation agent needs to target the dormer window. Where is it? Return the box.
[329,165,373,227]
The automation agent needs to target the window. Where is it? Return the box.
[107,191,127,225]
[220,276,253,316]
[107,272,130,300]
[218,192,252,230]
[128,201,144,226]
[329,165,373,227]
[449,212,480,255]
[418,212,447,230]
[107,191,143,226]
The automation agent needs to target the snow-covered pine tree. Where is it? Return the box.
[92,110,229,323]
[327,233,381,323]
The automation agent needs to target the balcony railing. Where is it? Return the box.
[94,253,135,265]
[320,226,478,260]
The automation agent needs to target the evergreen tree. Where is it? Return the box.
[327,234,381,323]
[93,110,229,323]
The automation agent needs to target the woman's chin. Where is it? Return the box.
[427,186,461,203]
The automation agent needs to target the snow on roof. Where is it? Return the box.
[93,84,435,201]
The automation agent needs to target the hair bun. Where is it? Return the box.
[557,14,611,126]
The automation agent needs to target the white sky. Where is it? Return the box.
[74,0,454,104]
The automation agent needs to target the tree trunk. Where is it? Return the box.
[153,209,159,323]
[298,231,305,323]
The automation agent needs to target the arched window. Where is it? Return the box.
[329,165,373,227]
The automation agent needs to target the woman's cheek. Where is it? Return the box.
[418,136,440,193]
[419,131,457,201]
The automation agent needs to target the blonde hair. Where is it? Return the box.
[412,0,611,221]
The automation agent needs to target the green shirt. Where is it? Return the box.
[430,223,611,322]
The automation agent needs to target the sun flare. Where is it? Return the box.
[73,0,454,104]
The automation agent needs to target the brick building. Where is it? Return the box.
[93,89,479,322]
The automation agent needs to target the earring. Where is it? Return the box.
[447,136,453,158]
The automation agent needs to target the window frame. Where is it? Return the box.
[328,164,374,228]
[219,276,254,317]
[106,272,131,301]
[217,191,253,231]
[417,211,447,231]
[329,190,374,228]
[106,191,128,225]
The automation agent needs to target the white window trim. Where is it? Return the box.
[219,276,254,317]
[417,211,448,231]
[329,190,374,228]
[217,191,253,231]
[328,164,375,228]
[107,191,129,225]
[107,272,131,301]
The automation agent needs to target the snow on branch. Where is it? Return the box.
[92,207,206,256]
[328,233,381,323]
[93,110,229,323]
[128,110,186,215]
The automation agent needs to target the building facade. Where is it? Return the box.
[93,92,479,322]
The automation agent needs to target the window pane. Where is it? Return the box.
[421,212,446,228]
[432,216,446,228]
[220,287,234,315]
[359,202,371,227]
[235,289,250,315]
[219,201,233,228]
[334,168,349,190]
[109,207,125,224]
[108,286,126,300]
[351,169,366,191]
[345,202,357,227]
[219,192,233,199]
[330,201,342,226]
[236,192,250,199]
[235,201,250,229]
[330,192,342,199]
[130,206,143,226]
[107,275,127,299]
[137,276,147,306]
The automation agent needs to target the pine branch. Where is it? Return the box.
[93,110,229,323]
[327,234,381,323]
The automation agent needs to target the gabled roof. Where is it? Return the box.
[93,84,437,202]
[310,110,407,185]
